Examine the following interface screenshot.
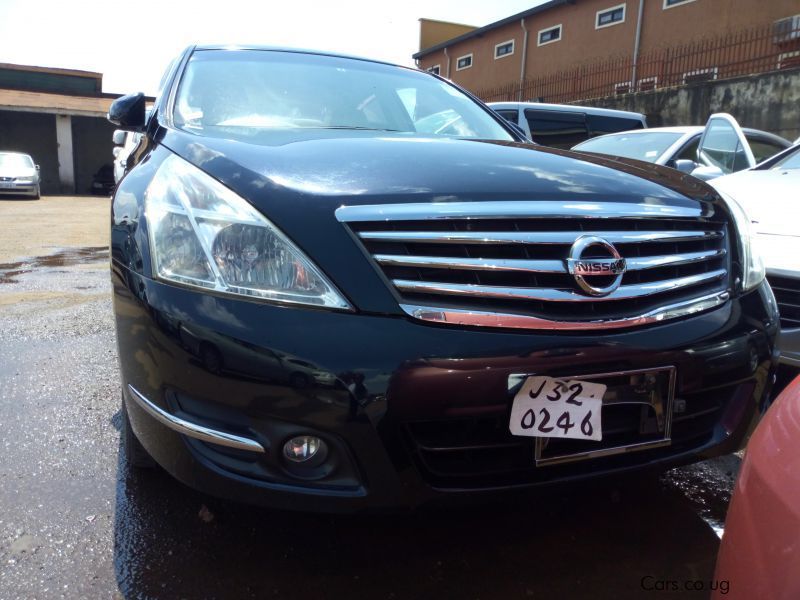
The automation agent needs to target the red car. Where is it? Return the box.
[714,375,800,599]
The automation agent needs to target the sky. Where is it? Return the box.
[0,0,546,96]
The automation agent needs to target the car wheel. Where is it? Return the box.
[122,393,157,469]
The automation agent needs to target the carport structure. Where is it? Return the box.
[0,63,134,195]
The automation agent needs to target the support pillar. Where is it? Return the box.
[55,114,74,193]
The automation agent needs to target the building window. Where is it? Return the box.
[427,65,440,75]
[663,0,696,8]
[456,54,473,71]
[596,4,626,29]
[494,40,515,59]
[537,25,562,46]
[682,67,718,83]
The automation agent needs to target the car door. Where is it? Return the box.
[695,113,756,177]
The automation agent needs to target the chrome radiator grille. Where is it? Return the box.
[337,201,731,330]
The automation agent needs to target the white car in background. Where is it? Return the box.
[112,129,143,184]
[0,151,41,199]
[572,120,790,178]
[709,142,800,370]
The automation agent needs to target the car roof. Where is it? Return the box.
[488,101,645,121]
[586,126,703,135]
[191,45,404,69]
[582,125,788,143]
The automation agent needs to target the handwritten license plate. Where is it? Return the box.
[509,376,606,441]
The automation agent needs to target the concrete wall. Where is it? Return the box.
[71,115,116,195]
[578,68,800,141]
[0,110,59,193]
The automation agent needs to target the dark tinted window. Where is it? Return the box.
[745,135,788,163]
[525,109,588,148]
[675,137,700,162]
[495,109,519,124]
[586,114,644,136]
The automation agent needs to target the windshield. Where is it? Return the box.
[0,153,34,169]
[771,145,800,170]
[173,50,513,141]
[572,132,685,162]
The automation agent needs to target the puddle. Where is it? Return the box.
[0,246,108,284]
[661,454,741,538]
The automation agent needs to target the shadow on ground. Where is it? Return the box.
[112,431,721,600]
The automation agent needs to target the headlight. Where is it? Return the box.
[15,178,34,184]
[145,153,350,309]
[716,189,765,292]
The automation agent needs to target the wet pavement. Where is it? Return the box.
[0,248,739,599]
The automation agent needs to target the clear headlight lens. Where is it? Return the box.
[15,178,34,183]
[145,153,350,309]
[716,189,765,292]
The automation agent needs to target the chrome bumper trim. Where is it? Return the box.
[126,384,266,453]
[335,200,707,221]
[400,291,730,330]
[357,229,723,245]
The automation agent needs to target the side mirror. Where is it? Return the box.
[112,147,123,159]
[673,159,697,174]
[112,129,127,145]
[690,165,725,181]
[35,164,40,171]
[108,93,146,131]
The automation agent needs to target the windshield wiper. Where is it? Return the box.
[317,126,404,133]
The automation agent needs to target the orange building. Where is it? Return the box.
[414,0,800,100]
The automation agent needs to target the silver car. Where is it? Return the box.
[0,152,40,199]
[709,142,800,371]
[571,124,789,176]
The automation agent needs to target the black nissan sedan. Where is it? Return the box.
[109,45,779,512]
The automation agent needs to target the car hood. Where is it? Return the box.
[710,169,800,238]
[159,128,716,210]
[710,169,800,276]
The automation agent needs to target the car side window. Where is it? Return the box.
[586,115,644,137]
[525,109,589,149]
[675,137,700,162]
[495,109,519,125]
[698,119,750,174]
[746,136,787,163]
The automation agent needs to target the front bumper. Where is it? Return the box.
[0,183,38,196]
[113,262,779,512]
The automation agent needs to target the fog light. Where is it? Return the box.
[283,435,324,463]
